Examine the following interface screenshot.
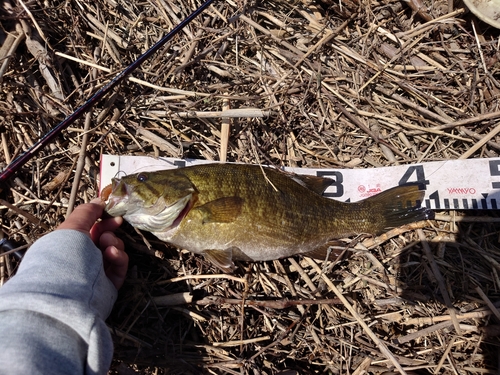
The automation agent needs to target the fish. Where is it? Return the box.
[104,163,434,272]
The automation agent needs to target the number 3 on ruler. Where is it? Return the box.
[398,165,430,189]
[317,171,344,197]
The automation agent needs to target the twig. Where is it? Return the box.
[0,244,30,259]
[0,199,49,230]
[170,108,272,118]
[212,336,271,347]
[239,14,305,58]
[459,124,500,159]
[333,100,409,159]
[434,111,500,130]
[67,113,92,215]
[0,25,25,83]
[293,16,354,68]
[220,97,230,162]
[434,335,457,374]
[403,308,496,325]
[474,286,500,322]
[55,51,213,97]
[18,0,50,48]
[86,13,128,48]
[471,22,487,75]
[316,266,407,373]
[135,127,180,157]
[157,273,248,286]
[417,229,461,334]
[395,321,458,344]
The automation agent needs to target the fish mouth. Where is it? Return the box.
[105,196,127,216]
[105,179,131,216]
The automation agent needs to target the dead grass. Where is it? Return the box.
[1,0,500,373]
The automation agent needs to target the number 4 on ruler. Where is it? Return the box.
[398,165,430,188]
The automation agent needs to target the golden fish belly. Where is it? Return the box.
[153,204,335,262]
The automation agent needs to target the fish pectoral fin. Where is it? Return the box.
[291,174,333,195]
[196,197,244,224]
[204,249,235,273]
[304,241,348,261]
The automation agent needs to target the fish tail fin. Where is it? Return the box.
[360,183,434,233]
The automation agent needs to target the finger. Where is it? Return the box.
[90,216,123,244]
[102,243,129,290]
[57,198,104,233]
[99,231,125,253]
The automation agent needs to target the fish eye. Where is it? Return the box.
[137,173,148,182]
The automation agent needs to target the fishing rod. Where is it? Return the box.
[0,0,217,186]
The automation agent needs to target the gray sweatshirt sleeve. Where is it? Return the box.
[0,229,118,375]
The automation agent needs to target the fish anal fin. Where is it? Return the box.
[291,174,333,195]
[304,241,347,261]
[196,197,244,223]
[204,248,236,273]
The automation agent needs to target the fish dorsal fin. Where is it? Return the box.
[204,248,235,273]
[291,174,333,195]
[304,241,348,261]
[196,197,244,224]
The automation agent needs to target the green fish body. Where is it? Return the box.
[105,163,433,271]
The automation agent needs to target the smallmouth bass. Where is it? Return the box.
[104,163,433,272]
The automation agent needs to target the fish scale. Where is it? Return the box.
[105,163,434,272]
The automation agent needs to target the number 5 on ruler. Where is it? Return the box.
[489,160,500,189]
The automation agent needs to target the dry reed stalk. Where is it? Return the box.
[67,112,92,215]
[1,0,500,372]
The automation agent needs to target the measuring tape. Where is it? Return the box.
[100,155,500,210]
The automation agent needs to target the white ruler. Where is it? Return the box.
[100,155,500,210]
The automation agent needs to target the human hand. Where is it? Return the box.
[57,198,128,290]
